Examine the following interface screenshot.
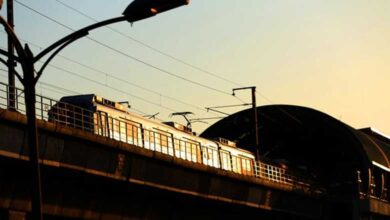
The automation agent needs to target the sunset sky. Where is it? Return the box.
[1,0,389,134]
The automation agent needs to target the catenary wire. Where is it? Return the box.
[53,0,285,107]
[0,68,152,116]
[14,0,234,97]
[0,30,221,117]
[11,0,301,124]
[55,0,243,87]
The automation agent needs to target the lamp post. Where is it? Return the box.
[0,0,189,219]
[232,86,260,159]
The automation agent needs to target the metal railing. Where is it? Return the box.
[0,82,311,187]
[357,170,389,202]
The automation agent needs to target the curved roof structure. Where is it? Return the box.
[201,105,390,189]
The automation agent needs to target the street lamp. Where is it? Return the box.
[0,0,189,219]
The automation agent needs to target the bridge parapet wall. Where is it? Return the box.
[0,109,323,219]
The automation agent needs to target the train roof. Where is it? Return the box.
[59,94,96,109]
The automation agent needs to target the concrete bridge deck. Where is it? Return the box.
[0,108,325,219]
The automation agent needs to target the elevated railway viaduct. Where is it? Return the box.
[0,109,322,220]
[1,100,390,219]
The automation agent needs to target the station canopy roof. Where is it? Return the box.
[201,105,390,186]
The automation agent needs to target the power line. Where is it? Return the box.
[53,0,250,106]
[41,61,179,112]
[55,0,244,87]
[0,30,221,117]
[0,68,152,117]
[12,0,301,124]
[0,69,72,96]
[14,0,233,97]
[53,0,279,107]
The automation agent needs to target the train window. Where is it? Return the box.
[197,144,202,162]
[180,140,187,160]
[212,149,219,168]
[125,123,140,146]
[155,133,161,152]
[167,136,174,156]
[239,157,253,176]
[207,148,213,166]
[242,158,248,175]
[174,139,180,158]
[149,131,155,148]
[127,124,134,144]
[112,119,120,140]
[118,121,126,143]
[134,127,140,146]
[161,134,168,154]
[190,143,198,162]
[185,141,190,160]
[95,112,109,137]
[202,147,218,168]
[232,157,242,174]
[220,151,231,171]
[143,130,155,150]
[202,147,209,166]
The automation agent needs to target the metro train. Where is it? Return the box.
[48,94,256,176]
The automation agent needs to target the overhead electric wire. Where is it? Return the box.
[43,62,179,112]
[0,68,156,118]
[39,81,78,96]
[0,30,221,117]
[55,0,243,87]
[1,53,154,116]
[52,0,275,107]
[53,0,250,106]
[207,103,251,109]
[0,69,68,96]
[13,0,301,124]
[14,0,233,97]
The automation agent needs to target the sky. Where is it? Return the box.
[0,0,389,135]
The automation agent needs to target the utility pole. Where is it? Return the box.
[7,0,16,110]
[233,86,260,159]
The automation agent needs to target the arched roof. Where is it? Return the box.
[201,105,390,187]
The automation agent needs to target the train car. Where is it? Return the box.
[215,138,255,175]
[48,94,257,176]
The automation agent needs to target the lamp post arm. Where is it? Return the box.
[35,31,87,84]
[0,15,26,61]
[0,56,7,66]
[12,68,23,84]
[0,48,24,85]
[0,56,23,83]
[0,48,21,63]
[34,16,127,63]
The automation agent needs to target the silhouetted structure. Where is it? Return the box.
[201,105,390,218]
